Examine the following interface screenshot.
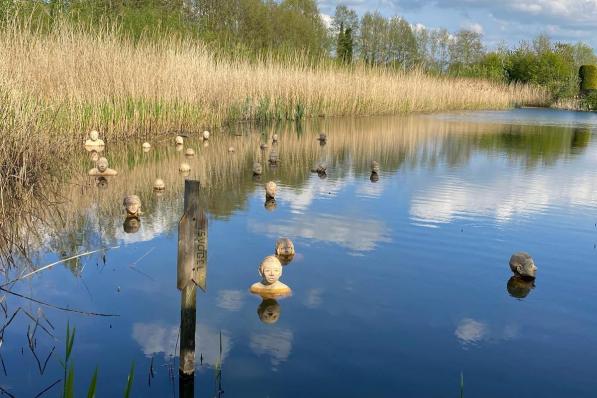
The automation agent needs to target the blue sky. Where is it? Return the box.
[317,0,597,49]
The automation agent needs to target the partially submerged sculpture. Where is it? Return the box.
[371,160,380,174]
[250,256,291,297]
[123,195,142,217]
[179,163,191,175]
[260,143,268,150]
[202,130,210,140]
[370,172,379,183]
[509,252,537,279]
[175,135,184,145]
[88,157,117,176]
[268,147,279,165]
[176,143,184,151]
[272,134,278,143]
[153,178,165,191]
[185,148,195,157]
[317,133,327,143]
[228,146,235,153]
[257,298,281,324]
[265,181,277,200]
[142,142,151,151]
[253,162,263,176]
[275,238,295,265]
[84,130,105,148]
[507,276,535,299]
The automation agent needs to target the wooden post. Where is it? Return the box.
[177,180,208,386]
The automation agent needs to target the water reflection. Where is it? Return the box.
[257,298,281,324]
[250,329,293,371]
[507,276,536,299]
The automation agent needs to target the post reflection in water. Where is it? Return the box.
[177,180,208,397]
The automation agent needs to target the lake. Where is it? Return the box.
[1,108,597,397]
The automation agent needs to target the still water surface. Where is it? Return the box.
[2,109,597,397]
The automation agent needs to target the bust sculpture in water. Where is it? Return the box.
[257,298,281,324]
[509,252,537,279]
[123,195,142,217]
[89,157,117,176]
[84,130,105,148]
[275,238,295,265]
[250,256,291,297]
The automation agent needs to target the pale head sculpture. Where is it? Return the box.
[253,162,263,176]
[250,256,291,297]
[228,146,235,153]
[123,195,142,216]
[142,142,151,151]
[265,181,277,199]
[179,163,191,174]
[85,130,105,148]
[507,276,535,299]
[153,178,165,191]
[268,148,279,165]
[257,298,281,324]
[509,252,537,279]
[89,157,117,176]
[185,148,195,157]
[371,160,380,174]
[202,130,210,140]
[275,238,295,265]
[175,136,184,145]
[272,134,278,143]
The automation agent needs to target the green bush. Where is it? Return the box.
[581,90,597,111]
[579,65,597,91]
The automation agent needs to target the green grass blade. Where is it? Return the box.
[65,365,75,398]
[124,361,135,398]
[460,371,464,398]
[87,367,98,398]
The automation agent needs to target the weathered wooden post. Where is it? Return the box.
[177,180,208,397]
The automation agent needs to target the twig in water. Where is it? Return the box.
[0,353,7,376]
[0,385,15,398]
[22,309,54,338]
[0,308,21,336]
[33,378,61,398]
[0,287,119,317]
[1,246,120,287]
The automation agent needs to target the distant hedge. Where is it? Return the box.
[579,65,597,91]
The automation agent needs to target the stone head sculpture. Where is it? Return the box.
[142,142,151,152]
[179,163,191,174]
[228,146,235,153]
[89,130,99,141]
[253,162,263,176]
[272,134,278,143]
[185,148,195,157]
[175,136,184,145]
[123,195,142,216]
[371,160,380,174]
[259,256,282,285]
[509,252,537,279]
[97,157,109,173]
[507,276,535,299]
[202,130,210,140]
[275,238,295,265]
[265,181,277,199]
[153,178,165,191]
[258,299,281,324]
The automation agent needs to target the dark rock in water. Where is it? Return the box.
[509,252,537,279]
[370,172,379,182]
[507,276,535,299]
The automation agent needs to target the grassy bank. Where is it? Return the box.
[0,22,548,193]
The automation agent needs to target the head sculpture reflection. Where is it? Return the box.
[123,216,141,234]
[507,276,535,299]
[257,298,281,324]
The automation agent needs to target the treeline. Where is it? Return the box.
[2,0,596,100]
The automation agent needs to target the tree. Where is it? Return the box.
[448,29,483,74]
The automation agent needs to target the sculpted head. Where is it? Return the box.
[89,130,99,141]
[509,252,537,279]
[202,130,210,140]
[259,256,283,285]
[175,136,184,145]
[265,181,277,199]
[97,157,109,173]
[123,195,141,216]
[153,178,165,191]
[257,299,281,324]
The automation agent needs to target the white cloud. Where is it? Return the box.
[249,329,293,371]
[216,290,245,312]
[461,21,484,34]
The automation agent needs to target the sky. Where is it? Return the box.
[316,0,597,49]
